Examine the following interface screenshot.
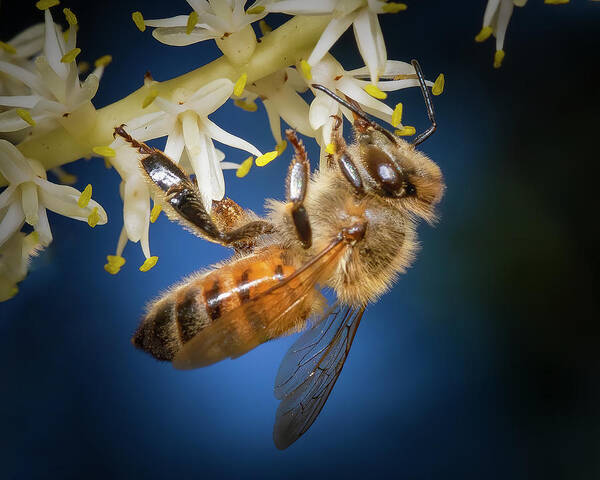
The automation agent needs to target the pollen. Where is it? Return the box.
[255,150,278,167]
[247,5,266,14]
[36,0,60,10]
[276,140,287,156]
[77,184,93,208]
[432,73,445,96]
[94,55,112,68]
[63,7,77,26]
[300,60,312,80]
[236,156,253,178]
[382,2,407,13]
[104,254,126,275]
[391,103,403,127]
[475,26,493,42]
[16,108,35,126]
[61,47,81,64]
[142,88,159,108]
[544,0,569,3]
[186,11,198,34]
[150,203,162,223]
[395,126,416,136]
[259,20,272,35]
[0,42,16,55]
[139,256,159,272]
[233,72,248,97]
[234,99,258,112]
[92,146,116,157]
[325,143,336,155]
[494,49,505,69]
[132,11,146,32]
[87,207,100,228]
[364,84,387,100]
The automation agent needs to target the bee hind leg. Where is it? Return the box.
[285,130,312,249]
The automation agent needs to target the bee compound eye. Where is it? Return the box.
[364,146,405,197]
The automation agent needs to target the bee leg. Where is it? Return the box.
[327,115,365,196]
[285,129,312,249]
[410,59,437,147]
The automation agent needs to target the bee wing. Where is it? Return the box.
[272,304,365,450]
[172,237,347,370]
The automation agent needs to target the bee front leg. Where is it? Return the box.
[285,130,312,249]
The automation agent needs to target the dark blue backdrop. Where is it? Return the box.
[1,1,599,479]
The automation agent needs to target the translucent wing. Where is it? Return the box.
[273,304,365,450]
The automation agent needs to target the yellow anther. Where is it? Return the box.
[132,11,146,32]
[94,55,112,68]
[16,108,35,126]
[104,255,126,275]
[255,150,278,167]
[475,26,493,42]
[325,143,336,155]
[432,73,445,96]
[395,126,416,136]
[300,60,312,80]
[391,103,403,128]
[0,41,16,54]
[494,49,505,69]
[150,204,162,223]
[142,88,159,108]
[233,72,248,97]
[61,47,81,64]
[247,5,266,14]
[364,84,387,100]
[78,61,90,73]
[382,2,407,13]
[139,256,159,272]
[259,20,272,35]
[56,170,77,185]
[77,184,92,208]
[92,146,116,157]
[544,0,569,4]
[104,263,120,275]
[63,7,77,26]
[236,156,253,178]
[186,11,198,34]
[36,0,59,10]
[276,140,287,156]
[234,99,258,112]
[87,207,100,228]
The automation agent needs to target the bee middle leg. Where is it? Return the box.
[285,129,312,249]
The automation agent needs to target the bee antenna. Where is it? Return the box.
[410,59,437,147]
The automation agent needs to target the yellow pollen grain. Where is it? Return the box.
[395,126,416,136]
[544,0,569,4]
[61,47,81,64]
[259,20,272,35]
[16,108,35,126]
[142,88,159,108]
[186,11,198,34]
[87,207,100,228]
[36,0,60,10]
[236,156,253,178]
[382,2,407,13]
[391,103,403,127]
[63,7,77,26]
[92,146,116,158]
[432,73,445,96]
[150,204,162,223]
[77,184,92,208]
[0,41,16,55]
[475,26,493,42]
[233,72,248,97]
[234,99,258,112]
[132,11,146,32]
[276,140,287,156]
[494,49,505,69]
[325,143,336,155]
[247,5,266,14]
[94,55,112,68]
[300,60,312,80]
[364,84,387,100]
[255,151,278,167]
[139,256,159,272]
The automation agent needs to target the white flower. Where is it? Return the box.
[0,229,43,302]
[0,9,103,134]
[0,139,107,249]
[475,0,528,68]
[266,0,407,84]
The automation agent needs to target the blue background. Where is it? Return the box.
[1,1,599,479]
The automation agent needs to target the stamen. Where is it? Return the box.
[92,146,116,157]
[494,50,505,69]
[142,88,159,108]
[87,207,100,228]
[363,84,387,100]
[233,72,248,97]
[16,109,36,126]
[475,26,493,42]
[36,0,60,10]
[325,143,336,155]
[77,184,92,208]
[104,254,125,275]
[236,156,253,178]
[544,0,569,3]
[382,2,407,13]
[150,204,162,223]
[395,126,416,136]
[300,60,312,80]
[52,167,77,185]
[247,5,266,14]
[234,99,258,112]
[391,103,403,127]
[94,55,112,68]
[259,20,272,36]
[139,256,159,272]
[432,74,445,96]
[132,11,146,32]
[0,42,16,55]
[255,151,278,167]
[61,48,81,64]
[63,7,77,26]
[186,11,198,34]
[78,61,90,73]
[276,140,287,156]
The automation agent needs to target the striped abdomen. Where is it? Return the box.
[132,248,303,362]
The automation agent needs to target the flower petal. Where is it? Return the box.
[309,92,338,130]
[307,13,357,67]
[164,123,186,164]
[20,182,39,226]
[0,185,16,209]
[0,95,40,108]
[0,139,34,183]
[186,78,234,116]
[152,26,219,46]
[123,174,150,243]
[267,0,338,14]
[483,0,501,26]
[144,15,190,28]
[43,9,68,80]
[263,100,283,144]
[0,201,25,249]
[34,204,52,246]
[352,8,386,84]
[495,0,514,51]
[200,117,262,156]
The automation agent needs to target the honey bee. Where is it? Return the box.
[121,60,444,450]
